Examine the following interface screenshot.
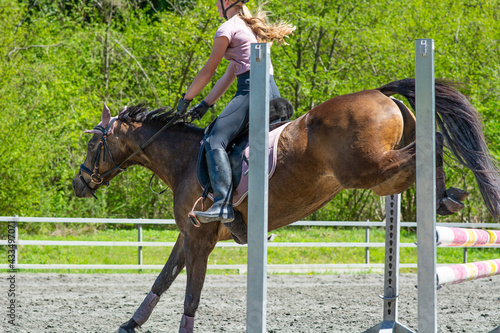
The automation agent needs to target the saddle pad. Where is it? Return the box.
[206,122,291,207]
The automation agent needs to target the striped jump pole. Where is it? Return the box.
[436,226,500,286]
[437,259,500,285]
[436,227,500,247]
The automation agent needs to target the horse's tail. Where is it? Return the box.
[377,78,500,219]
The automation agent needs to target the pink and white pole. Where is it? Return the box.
[435,226,500,285]
[437,259,500,285]
[436,227,500,247]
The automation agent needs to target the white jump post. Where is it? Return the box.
[415,38,438,333]
[415,39,500,333]
[363,194,413,333]
[247,42,270,333]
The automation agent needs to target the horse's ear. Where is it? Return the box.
[102,104,111,127]
[84,104,116,134]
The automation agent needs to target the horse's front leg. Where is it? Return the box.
[118,232,186,333]
[179,223,219,333]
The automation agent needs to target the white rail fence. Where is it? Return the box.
[1,216,499,272]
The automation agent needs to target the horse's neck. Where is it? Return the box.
[123,123,202,191]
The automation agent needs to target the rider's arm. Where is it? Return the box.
[184,36,229,101]
[203,62,236,106]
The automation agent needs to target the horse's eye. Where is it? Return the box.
[88,143,95,150]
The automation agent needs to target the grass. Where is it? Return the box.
[1,224,499,274]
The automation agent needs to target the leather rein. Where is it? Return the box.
[78,113,181,199]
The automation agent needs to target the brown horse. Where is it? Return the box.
[72,79,500,333]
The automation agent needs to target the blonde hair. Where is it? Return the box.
[234,2,295,45]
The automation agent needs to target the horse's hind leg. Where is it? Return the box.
[435,132,469,215]
[119,233,186,333]
[371,133,469,215]
[369,141,416,196]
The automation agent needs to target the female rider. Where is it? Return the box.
[176,0,295,224]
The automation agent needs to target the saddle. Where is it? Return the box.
[197,97,294,206]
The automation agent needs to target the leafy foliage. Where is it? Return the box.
[1,0,499,225]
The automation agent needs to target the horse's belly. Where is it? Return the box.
[267,173,343,227]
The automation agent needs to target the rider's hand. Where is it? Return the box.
[176,94,192,116]
[188,100,211,120]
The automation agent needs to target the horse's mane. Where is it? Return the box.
[117,103,189,125]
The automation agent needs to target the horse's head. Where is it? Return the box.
[73,103,201,199]
[72,104,128,198]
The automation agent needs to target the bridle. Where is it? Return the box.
[78,113,181,199]
[78,118,123,199]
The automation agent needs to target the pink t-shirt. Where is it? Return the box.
[214,16,273,76]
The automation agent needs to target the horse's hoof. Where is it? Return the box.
[437,197,465,216]
[446,187,469,202]
[118,318,139,333]
[117,328,133,333]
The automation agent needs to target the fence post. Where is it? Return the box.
[365,223,370,264]
[138,224,143,267]
[463,219,469,263]
[13,215,19,267]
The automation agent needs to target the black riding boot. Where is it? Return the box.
[195,148,235,224]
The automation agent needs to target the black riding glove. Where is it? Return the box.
[176,95,192,116]
[188,100,211,120]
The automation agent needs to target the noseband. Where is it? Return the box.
[78,113,182,199]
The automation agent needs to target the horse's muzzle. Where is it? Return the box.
[72,175,95,198]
